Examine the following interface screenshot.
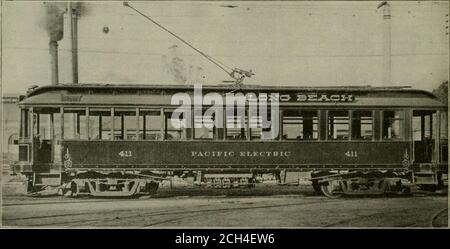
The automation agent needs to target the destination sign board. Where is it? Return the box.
[278,93,354,102]
[228,93,355,102]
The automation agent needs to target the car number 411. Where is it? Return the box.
[345,151,358,157]
[118,151,133,157]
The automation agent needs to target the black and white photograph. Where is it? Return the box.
[1,0,448,232]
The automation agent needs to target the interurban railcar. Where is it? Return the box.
[12,84,448,197]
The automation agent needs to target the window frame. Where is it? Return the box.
[193,107,217,140]
[381,110,406,141]
[281,109,319,141]
[327,110,350,141]
[350,110,374,141]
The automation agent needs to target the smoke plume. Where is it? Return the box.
[162,45,187,84]
[162,45,204,84]
[43,2,88,41]
[43,2,65,41]
[72,2,89,17]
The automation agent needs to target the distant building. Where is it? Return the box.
[1,94,20,164]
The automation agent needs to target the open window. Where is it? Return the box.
[440,112,448,140]
[328,110,349,140]
[89,108,112,140]
[351,111,373,140]
[226,108,248,140]
[250,114,263,140]
[139,109,163,140]
[383,110,405,140]
[282,110,318,140]
[194,108,215,140]
[63,108,88,140]
[440,111,448,162]
[31,107,60,140]
[165,109,189,140]
[114,108,138,140]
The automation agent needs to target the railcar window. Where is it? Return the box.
[53,113,61,140]
[89,109,112,140]
[139,110,162,140]
[413,116,421,141]
[441,112,448,139]
[165,110,188,140]
[37,113,52,140]
[226,109,248,140]
[250,115,263,140]
[20,109,29,139]
[31,112,38,138]
[249,108,278,140]
[114,109,137,140]
[382,111,405,140]
[194,109,215,140]
[63,112,74,139]
[432,112,438,140]
[29,108,60,140]
[63,109,88,139]
[282,110,318,140]
[328,110,349,140]
[351,111,373,140]
[413,110,435,141]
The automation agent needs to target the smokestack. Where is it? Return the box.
[72,6,79,84]
[49,41,59,85]
[66,3,74,83]
[43,2,65,85]
[66,2,79,84]
[379,1,391,86]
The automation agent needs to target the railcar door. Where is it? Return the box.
[31,108,57,172]
[412,110,436,163]
[413,110,447,163]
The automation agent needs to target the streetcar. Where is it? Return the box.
[11,83,448,198]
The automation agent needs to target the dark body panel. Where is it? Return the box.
[62,140,410,171]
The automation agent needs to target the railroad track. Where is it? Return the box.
[430,207,448,227]
[142,199,342,227]
[323,208,416,227]
[2,198,124,207]
[4,192,446,227]
[324,207,448,227]
[4,198,340,227]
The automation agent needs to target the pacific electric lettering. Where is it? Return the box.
[191,151,291,157]
[171,84,354,140]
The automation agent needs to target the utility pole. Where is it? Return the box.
[64,2,80,138]
[378,1,391,86]
[49,41,59,85]
[67,2,74,83]
[72,4,79,84]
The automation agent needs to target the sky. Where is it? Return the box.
[1,1,449,94]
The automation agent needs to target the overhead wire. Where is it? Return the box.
[123,2,234,76]
[4,46,448,58]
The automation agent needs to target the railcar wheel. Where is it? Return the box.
[63,181,78,197]
[146,181,159,195]
[311,180,322,195]
[320,180,343,198]
[419,184,437,192]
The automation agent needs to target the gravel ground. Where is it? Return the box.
[2,185,447,228]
